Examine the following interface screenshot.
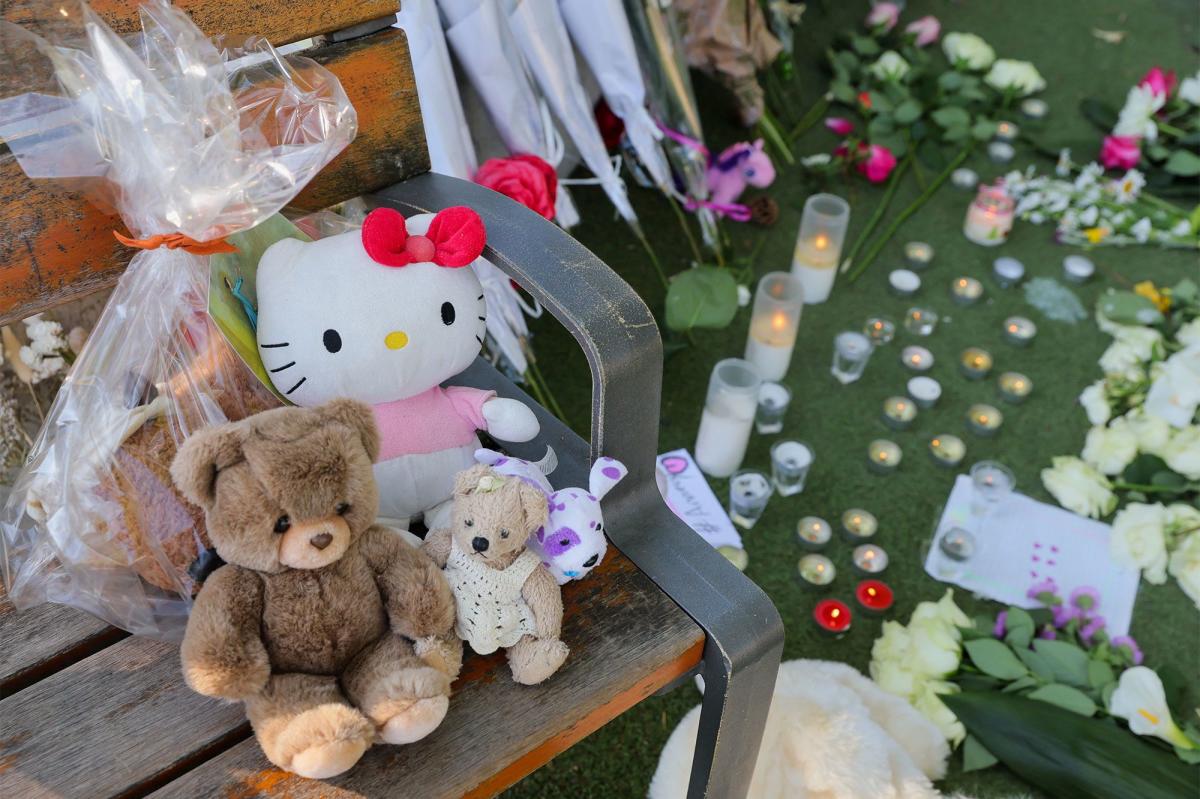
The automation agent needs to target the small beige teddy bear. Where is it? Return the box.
[424,464,569,685]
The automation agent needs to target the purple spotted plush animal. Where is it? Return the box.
[474,448,627,584]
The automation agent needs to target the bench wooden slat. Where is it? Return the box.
[0,27,427,326]
[1,0,399,46]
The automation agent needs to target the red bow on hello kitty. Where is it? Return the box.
[361,206,486,268]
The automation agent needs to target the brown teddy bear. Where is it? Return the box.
[172,399,461,779]
[424,465,569,685]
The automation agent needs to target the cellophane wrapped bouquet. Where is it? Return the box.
[0,1,356,638]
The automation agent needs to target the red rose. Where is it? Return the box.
[474,155,558,220]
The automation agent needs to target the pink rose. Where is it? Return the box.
[865,2,900,33]
[825,117,854,136]
[905,16,941,47]
[1138,66,1177,98]
[475,154,558,219]
[1100,134,1141,170]
[857,144,898,183]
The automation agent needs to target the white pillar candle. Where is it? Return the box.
[791,193,850,304]
[695,359,762,477]
[744,272,804,381]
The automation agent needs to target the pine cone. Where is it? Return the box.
[749,195,779,227]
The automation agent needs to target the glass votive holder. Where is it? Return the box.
[951,167,979,191]
[959,347,994,380]
[796,516,832,551]
[863,316,896,346]
[791,193,851,305]
[970,460,1015,515]
[994,120,1020,142]
[841,508,879,543]
[771,440,814,496]
[831,331,873,384]
[904,306,939,336]
[907,376,942,408]
[745,272,805,381]
[1063,254,1095,283]
[928,434,966,469]
[855,579,895,616]
[963,184,1014,246]
[867,439,902,475]
[992,256,1025,288]
[987,141,1015,164]
[938,527,978,562]
[695,358,762,478]
[881,396,917,430]
[998,371,1033,404]
[755,382,792,434]
[904,241,934,270]
[888,269,922,298]
[718,545,749,571]
[901,345,934,372]
[852,543,889,576]
[813,598,853,636]
[1002,316,1037,347]
[797,554,837,592]
[1021,98,1048,120]
[965,403,1004,438]
[950,276,984,305]
[728,469,772,529]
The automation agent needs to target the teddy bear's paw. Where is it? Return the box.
[414,635,463,678]
[290,737,371,780]
[275,703,374,779]
[379,695,450,745]
[509,638,569,685]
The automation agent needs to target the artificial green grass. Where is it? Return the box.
[504,2,1200,797]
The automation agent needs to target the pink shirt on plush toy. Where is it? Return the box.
[373,386,496,461]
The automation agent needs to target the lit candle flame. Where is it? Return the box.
[771,312,789,332]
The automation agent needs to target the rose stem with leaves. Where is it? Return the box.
[633,226,670,291]
[788,93,831,142]
[665,194,706,267]
[839,153,913,275]
[758,110,795,167]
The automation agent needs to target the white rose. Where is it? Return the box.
[1168,532,1200,609]
[910,588,971,632]
[1079,380,1112,425]
[1180,72,1200,105]
[1166,503,1200,536]
[1162,426,1200,480]
[1125,407,1171,455]
[869,50,910,81]
[1177,318,1200,348]
[1110,502,1169,583]
[1115,326,1163,361]
[1099,340,1144,375]
[913,683,965,745]
[1041,456,1117,518]
[908,618,962,678]
[1145,345,1200,427]
[942,32,994,70]
[871,620,913,663]
[1082,422,1139,475]
[871,659,919,699]
[985,59,1046,96]
[1114,84,1166,142]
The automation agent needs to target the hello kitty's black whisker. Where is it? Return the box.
[285,376,307,395]
[261,342,289,348]
[269,361,295,373]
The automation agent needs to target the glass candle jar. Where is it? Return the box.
[904,306,939,336]
[867,439,902,475]
[1002,316,1037,347]
[855,579,895,616]
[901,345,934,372]
[951,167,979,190]
[965,403,1004,438]
[970,460,1016,515]
[791,193,850,304]
[998,372,1033,404]
[852,543,889,575]
[929,434,966,468]
[950,276,984,305]
[728,469,772,529]
[959,347,994,380]
[831,331,873,384]
[1063,254,1095,283]
[938,527,978,561]
[1020,98,1048,120]
[888,269,922,298]
[994,120,1020,142]
[718,545,749,571]
[907,376,942,408]
[841,509,878,542]
[992,256,1025,288]
[813,598,852,636]
[963,184,1015,246]
[755,382,792,434]
[797,554,837,591]
[695,359,762,477]
[796,516,832,551]
[987,141,1015,164]
[771,440,814,496]
[904,241,934,270]
[881,396,917,430]
[744,272,805,381]
[863,316,896,346]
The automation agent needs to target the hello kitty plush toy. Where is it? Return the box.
[256,207,540,528]
[475,448,627,584]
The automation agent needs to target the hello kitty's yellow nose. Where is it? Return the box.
[384,331,409,350]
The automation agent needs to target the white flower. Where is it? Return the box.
[1079,380,1112,425]
[1079,205,1100,227]
[1125,407,1172,455]
[1171,218,1193,237]
[1110,169,1145,204]
[913,682,965,746]
[736,285,752,307]
[942,32,994,70]
[1145,344,1200,427]
[801,153,832,167]
[1114,84,1166,142]
[871,659,918,698]
[871,620,913,662]
[1082,422,1139,475]
[1162,426,1200,480]
[1109,667,1197,749]
[1179,71,1200,105]
[1177,318,1200,348]
[1110,502,1169,583]
[1131,217,1153,243]
[1041,456,1117,518]
[1099,340,1144,375]
[1168,532,1200,610]
[985,59,1046,96]
[1166,503,1200,534]
[1118,325,1163,360]
[869,50,910,81]
[1056,148,1072,176]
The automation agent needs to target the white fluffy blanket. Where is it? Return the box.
[649,659,950,799]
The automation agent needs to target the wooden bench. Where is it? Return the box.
[0,3,784,797]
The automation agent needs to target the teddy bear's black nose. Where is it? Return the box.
[310,532,333,550]
[583,554,599,568]
[471,536,489,552]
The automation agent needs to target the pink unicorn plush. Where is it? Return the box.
[706,139,776,211]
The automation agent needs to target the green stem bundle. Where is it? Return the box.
[839,153,912,275]
[788,94,832,142]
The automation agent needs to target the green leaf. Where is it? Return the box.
[851,35,880,56]
[942,125,971,143]
[931,106,971,129]
[867,116,895,138]
[1173,277,1199,303]
[1088,659,1116,690]
[1002,675,1040,693]
[872,133,908,158]
[1016,647,1057,681]
[1164,149,1200,177]
[937,71,964,92]
[1123,454,1172,486]
[830,79,857,104]
[1003,608,1035,649]
[664,267,738,332]
[1033,639,1092,688]
[964,639,1029,680]
[1098,291,1165,326]
[1079,97,1120,132]
[1147,143,1171,161]
[894,99,923,124]
[962,735,999,772]
[971,118,999,141]
[867,91,894,114]
[1101,681,1117,708]
[916,137,949,170]
[1027,684,1098,716]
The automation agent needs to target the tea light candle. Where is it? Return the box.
[813,598,853,636]
[792,193,851,304]
[718,545,749,571]
[904,241,934,270]
[952,167,979,191]
[963,185,1015,246]
[938,527,978,562]
[797,554,837,591]
[901,345,934,372]
[796,516,832,551]
[966,403,1004,437]
[888,269,922,298]
[950,276,984,306]
[998,371,1033,404]
[907,376,942,408]
[881,396,917,430]
[1063,254,1095,283]
[831,331,874,384]
[855,579,895,616]
[994,120,1020,142]
[1002,315,1037,347]
[841,509,878,542]
[745,272,805,381]
[987,141,1015,164]
[992,256,1026,288]
[904,306,939,337]
[1020,98,1048,120]
[929,434,966,468]
[695,359,762,477]
[852,544,889,575]
[867,439,902,475]
[863,316,896,346]
[959,347,994,380]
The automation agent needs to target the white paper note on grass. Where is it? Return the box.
[925,475,1140,636]
[656,448,743,550]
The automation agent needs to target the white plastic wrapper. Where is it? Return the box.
[0,1,356,639]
